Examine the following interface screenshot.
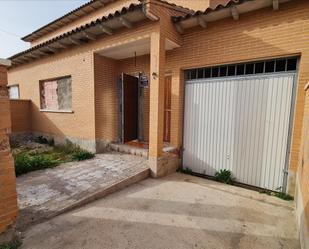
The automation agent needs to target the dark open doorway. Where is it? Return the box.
[119,73,139,143]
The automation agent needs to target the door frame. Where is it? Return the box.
[118,73,139,143]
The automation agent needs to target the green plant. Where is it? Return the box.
[214,169,233,184]
[14,151,60,176]
[275,192,294,201]
[0,239,21,249]
[179,167,193,175]
[72,151,95,161]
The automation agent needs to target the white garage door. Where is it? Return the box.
[183,58,297,191]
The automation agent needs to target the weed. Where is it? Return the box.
[214,169,233,184]
[72,151,95,161]
[259,189,294,201]
[275,192,294,201]
[179,167,193,175]
[13,140,95,176]
[0,239,21,249]
[14,152,60,176]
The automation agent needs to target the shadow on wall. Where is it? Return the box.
[10,101,96,152]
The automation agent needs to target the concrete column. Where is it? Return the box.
[148,32,166,177]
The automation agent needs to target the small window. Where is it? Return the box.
[212,67,219,77]
[197,68,204,78]
[265,61,275,73]
[228,65,236,76]
[275,59,286,72]
[236,64,245,75]
[255,62,264,74]
[245,63,254,74]
[219,66,227,77]
[9,85,19,99]
[40,76,72,111]
[190,70,197,79]
[205,68,211,78]
[287,58,297,71]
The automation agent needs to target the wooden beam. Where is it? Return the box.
[99,24,113,35]
[82,31,96,41]
[119,17,132,28]
[198,16,207,28]
[230,6,239,20]
[273,0,279,10]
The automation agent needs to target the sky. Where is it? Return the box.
[0,0,89,58]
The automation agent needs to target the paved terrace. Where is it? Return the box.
[20,173,299,249]
[16,152,149,230]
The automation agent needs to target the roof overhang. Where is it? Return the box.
[10,4,155,68]
[172,0,291,33]
[22,0,116,42]
[0,58,11,67]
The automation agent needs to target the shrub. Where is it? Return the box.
[72,151,95,161]
[214,169,233,184]
[14,152,60,176]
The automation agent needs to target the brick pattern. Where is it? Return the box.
[94,55,118,141]
[0,65,18,234]
[10,100,31,133]
[8,50,96,140]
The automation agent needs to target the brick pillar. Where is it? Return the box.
[148,32,166,177]
[0,60,18,245]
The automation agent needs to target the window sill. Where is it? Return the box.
[40,109,74,114]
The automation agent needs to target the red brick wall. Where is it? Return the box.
[0,64,18,235]
[10,100,32,133]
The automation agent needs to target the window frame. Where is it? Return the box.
[8,84,20,99]
[39,75,73,113]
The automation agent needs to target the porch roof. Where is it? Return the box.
[172,0,291,33]
[9,3,155,68]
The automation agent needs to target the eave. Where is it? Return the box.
[22,0,116,42]
[9,4,153,68]
[172,0,291,33]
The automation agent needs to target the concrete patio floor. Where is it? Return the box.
[20,173,300,249]
[16,152,149,230]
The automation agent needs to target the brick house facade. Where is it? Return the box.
[6,0,309,247]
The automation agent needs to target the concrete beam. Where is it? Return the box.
[230,6,239,20]
[119,17,132,28]
[273,0,279,10]
[82,31,96,41]
[198,17,207,28]
[99,24,113,35]
[175,23,184,34]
